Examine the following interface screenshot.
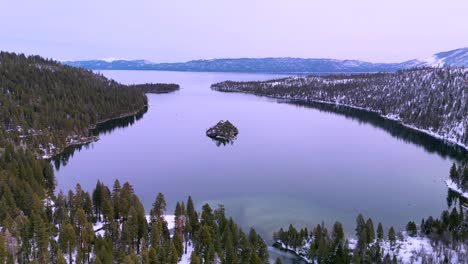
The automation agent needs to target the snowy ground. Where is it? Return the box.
[93,215,176,236]
[178,241,194,264]
[277,231,466,264]
[349,234,440,264]
[446,179,468,199]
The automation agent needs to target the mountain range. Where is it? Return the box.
[62,47,468,73]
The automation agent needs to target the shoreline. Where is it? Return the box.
[272,241,311,263]
[214,89,468,152]
[446,179,468,199]
[42,104,148,160]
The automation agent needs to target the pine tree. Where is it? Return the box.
[32,211,50,263]
[173,232,183,259]
[224,228,237,264]
[388,227,396,247]
[355,214,368,251]
[196,225,214,263]
[377,223,384,240]
[274,257,282,264]
[189,251,201,264]
[168,242,179,264]
[149,247,158,264]
[55,191,67,228]
[186,196,198,235]
[366,218,375,242]
[239,230,252,264]
[449,163,459,182]
[112,180,122,220]
[406,221,417,237]
[332,221,344,245]
[150,219,163,247]
[94,236,113,264]
[57,250,67,264]
[59,223,76,264]
[93,181,103,221]
[151,193,166,222]
[200,204,215,228]
[0,233,6,264]
[175,202,182,220]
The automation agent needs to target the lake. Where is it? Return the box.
[54,71,464,263]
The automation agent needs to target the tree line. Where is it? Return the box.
[0,52,151,157]
[0,146,269,263]
[128,83,180,94]
[272,161,468,263]
[212,67,468,147]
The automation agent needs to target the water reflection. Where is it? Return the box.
[54,107,148,170]
[210,138,235,147]
[283,100,467,161]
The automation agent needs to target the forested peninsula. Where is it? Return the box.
[211,68,468,149]
[0,52,151,158]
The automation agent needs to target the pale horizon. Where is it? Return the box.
[1,0,467,63]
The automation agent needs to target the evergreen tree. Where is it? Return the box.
[59,223,76,264]
[388,227,396,247]
[112,180,122,220]
[175,202,182,220]
[168,242,179,264]
[406,221,417,237]
[186,196,198,235]
[355,214,368,251]
[189,251,201,264]
[57,250,67,264]
[148,247,158,264]
[196,225,214,263]
[377,223,384,241]
[366,218,375,242]
[332,221,344,245]
[449,163,459,182]
[0,233,6,264]
[173,232,183,259]
[151,193,166,222]
[93,181,103,221]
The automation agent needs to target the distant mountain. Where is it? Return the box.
[418,48,468,67]
[62,47,468,73]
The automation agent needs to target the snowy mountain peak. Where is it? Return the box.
[418,47,468,67]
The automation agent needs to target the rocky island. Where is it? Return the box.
[206,120,239,142]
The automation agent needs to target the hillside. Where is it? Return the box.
[0,52,148,157]
[63,47,468,73]
[211,67,468,149]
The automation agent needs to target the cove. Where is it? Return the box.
[54,71,464,263]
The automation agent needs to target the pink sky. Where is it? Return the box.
[1,0,467,62]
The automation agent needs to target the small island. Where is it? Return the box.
[206,120,239,142]
[128,83,180,94]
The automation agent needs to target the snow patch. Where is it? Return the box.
[446,179,468,198]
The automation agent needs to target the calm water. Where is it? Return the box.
[54,71,463,263]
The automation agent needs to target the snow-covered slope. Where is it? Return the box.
[417,48,468,67]
[212,67,468,149]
